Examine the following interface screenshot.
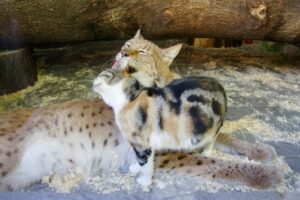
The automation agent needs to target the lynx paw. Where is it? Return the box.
[129,163,141,174]
[137,175,152,187]
[250,143,278,163]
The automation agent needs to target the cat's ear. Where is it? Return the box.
[133,29,144,39]
[162,43,183,66]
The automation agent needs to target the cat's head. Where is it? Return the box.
[93,69,143,110]
[112,29,182,87]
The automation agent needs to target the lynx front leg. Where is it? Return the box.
[215,133,277,163]
[132,146,154,187]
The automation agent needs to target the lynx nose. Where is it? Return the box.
[121,51,129,57]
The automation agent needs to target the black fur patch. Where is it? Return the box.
[166,77,225,114]
[134,80,140,91]
[189,106,211,135]
[168,100,181,115]
[133,147,152,166]
[127,88,138,101]
[187,95,207,104]
[145,87,163,97]
[158,108,163,130]
[168,76,224,92]
[126,78,142,101]
[137,106,147,130]
[212,99,222,115]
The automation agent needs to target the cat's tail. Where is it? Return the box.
[155,152,283,189]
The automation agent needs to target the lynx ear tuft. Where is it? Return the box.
[133,29,144,39]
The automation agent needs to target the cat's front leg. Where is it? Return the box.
[132,146,154,187]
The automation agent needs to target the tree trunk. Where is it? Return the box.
[0,48,37,95]
[0,0,299,48]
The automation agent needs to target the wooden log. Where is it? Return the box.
[0,48,37,95]
[0,0,299,48]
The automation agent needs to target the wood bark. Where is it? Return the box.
[0,0,299,48]
[0,48,37,94]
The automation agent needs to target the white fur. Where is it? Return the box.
[137,150,154,187]
[93,77,127,114]
[129,163,141,174]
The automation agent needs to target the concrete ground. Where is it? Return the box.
[0,41,299,200]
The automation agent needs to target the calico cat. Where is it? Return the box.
[93,68,280,187]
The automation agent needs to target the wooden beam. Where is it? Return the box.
[0,48,37,94]
[0,0,299,48]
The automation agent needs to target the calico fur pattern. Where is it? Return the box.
[93,68,281,187]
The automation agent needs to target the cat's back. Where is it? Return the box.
[166,76,226,98]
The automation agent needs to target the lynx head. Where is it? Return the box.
[112,29,182,88]
[93,69,143,111]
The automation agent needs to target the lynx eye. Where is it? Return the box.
[125,66,137,75]
[124,42,131,47]
[138,49,147,54]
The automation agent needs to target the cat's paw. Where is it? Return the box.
[137,175,152,187]
[250,143,278,163]
[129,163,141,174]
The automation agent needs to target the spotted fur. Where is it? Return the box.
[0,100,129,191]
[154,151,282,189]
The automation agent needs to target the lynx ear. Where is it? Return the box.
[162,43,183,66]
[133,29,143,39]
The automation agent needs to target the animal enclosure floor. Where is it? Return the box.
[0,41,299,200]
